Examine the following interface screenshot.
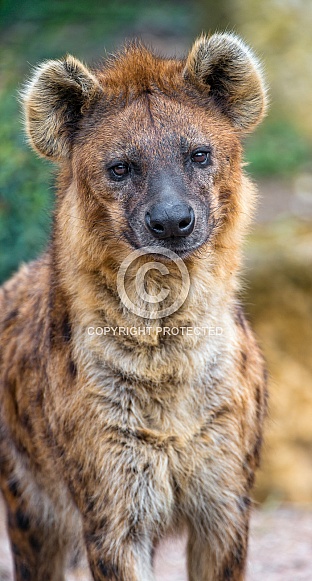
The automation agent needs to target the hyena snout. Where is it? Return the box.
[145,201,195,239]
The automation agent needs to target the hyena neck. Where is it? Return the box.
[55,235,238,340]
[56,257,237,384]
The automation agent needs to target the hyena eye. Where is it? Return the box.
[109,163,130,179]
[191,149,211,166]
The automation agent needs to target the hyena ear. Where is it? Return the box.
[184,33,267,132]
[22,56,102,160]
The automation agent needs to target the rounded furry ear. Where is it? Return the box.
[22,56,102,160]
[184,33,268,132]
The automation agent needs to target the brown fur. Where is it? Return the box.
[0,33,268,580]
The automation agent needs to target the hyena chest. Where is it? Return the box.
[85,359,236,534]
[115,380,232,527]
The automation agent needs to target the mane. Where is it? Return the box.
[95,40,185,104]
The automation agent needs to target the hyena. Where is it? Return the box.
[0,33,268,580]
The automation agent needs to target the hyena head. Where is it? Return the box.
[23,34,267,272]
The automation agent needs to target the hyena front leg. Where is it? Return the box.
[85,524,155,581]
[187,514,249,581]
[187,534,248,581]
[2,476,67,581]
[62,443,167,581]
[78,495,157,581]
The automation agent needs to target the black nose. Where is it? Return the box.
[145,202,195,239]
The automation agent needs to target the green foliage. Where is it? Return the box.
[0,89,53,283]
[245,117,312,177]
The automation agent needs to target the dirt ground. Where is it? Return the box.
[1,495,311,581]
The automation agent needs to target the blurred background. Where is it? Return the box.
[1,0,312,577]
